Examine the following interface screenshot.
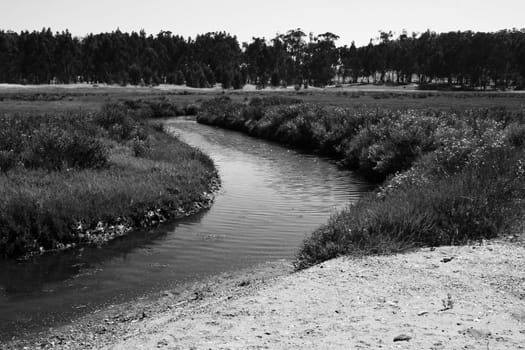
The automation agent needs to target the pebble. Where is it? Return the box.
[393,334,412,342]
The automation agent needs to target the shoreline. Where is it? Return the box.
[3,239,524,349]
[17,173,221,261]
[2,259,294,348]
[1,111,221,260]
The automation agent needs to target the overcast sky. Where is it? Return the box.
[1,0,524,46]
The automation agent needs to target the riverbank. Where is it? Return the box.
[197,97,525,268]
[3,238,524,349]
[0,104,219,259]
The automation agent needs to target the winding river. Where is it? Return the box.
[0,118,372,339]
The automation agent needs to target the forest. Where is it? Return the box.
[1,28,525,89]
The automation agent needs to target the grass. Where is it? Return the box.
[196,96,525,269]
[0,103,217,259]
[1,86,524,262]
[1,85,525,115]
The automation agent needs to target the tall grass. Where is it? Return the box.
[0,104,217,258]
[0,113,108,171]
[197,97,525,268]
[121,97,199,118]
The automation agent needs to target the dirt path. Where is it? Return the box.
[5,240,525,349]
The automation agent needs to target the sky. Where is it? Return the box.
[1,0,524,46]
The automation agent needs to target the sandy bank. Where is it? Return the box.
[5,240,525,349]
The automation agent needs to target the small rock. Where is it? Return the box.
[393,334,412,342]
[462,327,492,339]
[157,339,168,348]
[238,280,250,287]
[441,257,454,263]
[417,311,428,316]
[511,310,525,323]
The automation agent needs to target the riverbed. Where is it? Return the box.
[0,118,371,339]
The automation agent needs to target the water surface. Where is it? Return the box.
[0,119,371,338]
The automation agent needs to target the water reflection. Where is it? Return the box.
[0,221,181,296]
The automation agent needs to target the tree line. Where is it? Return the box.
[1,28,524,89]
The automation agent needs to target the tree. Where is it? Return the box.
[305,32,340,86]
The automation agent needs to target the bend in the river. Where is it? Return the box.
[0,118,372,339]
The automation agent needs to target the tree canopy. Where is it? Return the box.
[1,28,524,89]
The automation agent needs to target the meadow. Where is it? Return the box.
[196,93,525,269]
[0,98,217,258]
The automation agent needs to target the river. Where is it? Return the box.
[0,118,372,339]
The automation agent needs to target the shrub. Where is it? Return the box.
[505,122,525,147]
[198,100,525,269]
[296,146,524,269]
[199,99,442,180]
[22,126,108,170]
[0,113,108,171]
[197,97,245,129]
[295,112,525,269]
[146,100,182,118]
[343,111,440,179]
[248,96,301,107]
[132,137,151,157]
[0,111,217,258]
[94,103,140,140]
[0,150,17,172]
[184,104,199,116]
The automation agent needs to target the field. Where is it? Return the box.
[1,84,525,114]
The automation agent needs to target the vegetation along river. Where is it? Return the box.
[0,118,372,339]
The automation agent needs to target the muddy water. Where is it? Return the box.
[0,118,372,339]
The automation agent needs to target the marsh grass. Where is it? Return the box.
[122,97,199,118]
[197,97,525,269]
[0,104,216,258]
[198,97,444,180]
[295,118,525,269]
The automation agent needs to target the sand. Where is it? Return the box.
[5,239,525,349]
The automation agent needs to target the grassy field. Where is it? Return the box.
[0,98,217,259]
[0,84,524,114]
[197,94,525,269]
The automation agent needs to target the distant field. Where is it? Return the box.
[0,85,524,114]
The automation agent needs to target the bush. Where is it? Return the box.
[199,98,441,180]
[343,111,440,179]
[0,150,17,172]
[0,113,109,171]
[248,96,301,107]
[198,98,525,268]
[94,103,140,140]
[23,126,108,170]
[506,122,525,147]
[132,137,151,157]
[0,109,217,258]
[295,112,525,269]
